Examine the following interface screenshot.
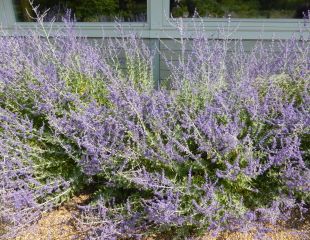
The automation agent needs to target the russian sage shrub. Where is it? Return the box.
[0,14,309,239]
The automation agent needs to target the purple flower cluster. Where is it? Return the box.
[0,15,309,239]
[0,108,70,238]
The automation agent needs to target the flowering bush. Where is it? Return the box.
[0,14,309,239]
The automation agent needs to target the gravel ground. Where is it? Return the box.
[10,196,310,240]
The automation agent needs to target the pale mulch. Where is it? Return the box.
[12,196,310,240]
[15,195,89,240]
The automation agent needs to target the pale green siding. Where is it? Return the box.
[1,0,309,84]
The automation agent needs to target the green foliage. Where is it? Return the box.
[72,0,118,21]
[14,0,147,22]
[254,73,308,105]
[60,68,110,106]
[171,0,306,18]
[0,64,112,204]
[1,23,309,238]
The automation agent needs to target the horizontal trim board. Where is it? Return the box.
[2,26,308,40]
[1,0,309,39]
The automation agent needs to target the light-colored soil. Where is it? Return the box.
[201,228,310,240]
[15,195,89,240]
[10,196,310,240]
[16,207,78,240]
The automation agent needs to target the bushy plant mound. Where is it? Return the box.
[0,20,309,239]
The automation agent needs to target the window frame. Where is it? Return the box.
[1,0,151,37]
[0,0,309,39]
[163,1,310,39]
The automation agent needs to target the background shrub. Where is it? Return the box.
[0,14,309,239]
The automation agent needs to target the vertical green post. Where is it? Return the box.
[0,1,7,26]
[148,0,169,88]
[0,0,16,27]
[150,38,160,89]
[148,0,164,31]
